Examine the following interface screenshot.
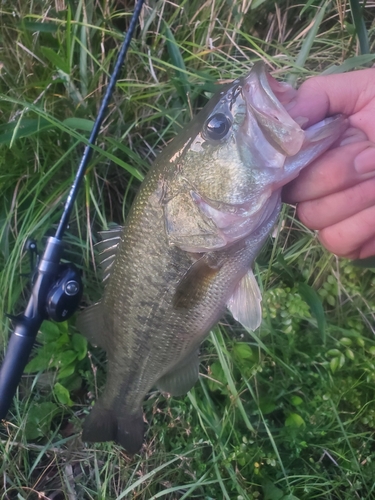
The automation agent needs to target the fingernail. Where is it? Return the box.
[354,146,375,174]
[339,127,368,146]
[340,135,361,146]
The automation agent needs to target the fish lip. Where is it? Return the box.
[239,63,305,157]
[240,62,297,109]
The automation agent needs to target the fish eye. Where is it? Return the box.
[204,113,231,141]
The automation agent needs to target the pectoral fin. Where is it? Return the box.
[173,253,223,310]
[76,302,107,350]
[156,349,200,396]
[227,269,262,331]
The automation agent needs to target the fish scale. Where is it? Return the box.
[77,63,348,453]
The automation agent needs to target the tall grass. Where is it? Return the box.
[1,1,375,498]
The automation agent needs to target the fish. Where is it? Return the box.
[77,63,348,453]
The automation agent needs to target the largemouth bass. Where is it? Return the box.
[77,63,347,453]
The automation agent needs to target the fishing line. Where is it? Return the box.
[0,0,145,420]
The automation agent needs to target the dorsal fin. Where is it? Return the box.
[95,225,123,282]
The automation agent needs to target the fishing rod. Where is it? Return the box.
[0,0,145,420]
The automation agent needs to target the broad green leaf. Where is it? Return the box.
[291,396,303,407]
[232,342,254,361]
[40,321,61,341]
[207,360,226,392]
[326,349,342,357]
[55,333,70,348]
[263,480,284,500]
[40,46,70,73]
[285,413,305,428]
[54,382,73,405]
[338,353,346,369]
[330,356,340,373]
[258,397,277,415]
[62,118,94,132]
[345,348,355,361]
[72,333,87,360]
[25,349,55,373]
[24,402,58,440]
[54,349,78,368]
[57,362,76,380]
[340,337,353,346]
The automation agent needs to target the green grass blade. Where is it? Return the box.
[211,328,255,432]
[298,281,326,343]
[322,54,375,74]
[349,0,370,54]
[288,1,328,85]
[163,22,191,105]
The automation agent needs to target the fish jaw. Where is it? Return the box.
[241,62,305,157]
[239,64,348,189]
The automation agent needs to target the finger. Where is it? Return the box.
[295,176,375,230]
[287,68,375,140]
[283,140,375,203]
[317,204,375,258]
[358,237,375,260]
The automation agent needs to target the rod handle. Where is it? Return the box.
[0,325,38,419]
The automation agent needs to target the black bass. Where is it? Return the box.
[77,63,347,453]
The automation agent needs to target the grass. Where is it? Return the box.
[1,0,375,498]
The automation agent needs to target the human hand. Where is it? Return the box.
[283,68,375,260]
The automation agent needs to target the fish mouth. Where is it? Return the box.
[240,63,305,157]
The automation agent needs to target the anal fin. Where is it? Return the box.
[227,269,262,331]
[173,254,223,310]
[156,349,200,396]
[76,302,107,350]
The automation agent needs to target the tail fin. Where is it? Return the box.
[82,400,144,454]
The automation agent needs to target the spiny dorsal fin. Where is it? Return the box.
[227,269,262,331]
[95,225,123,282]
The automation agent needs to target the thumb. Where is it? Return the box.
[287,68,375,134]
